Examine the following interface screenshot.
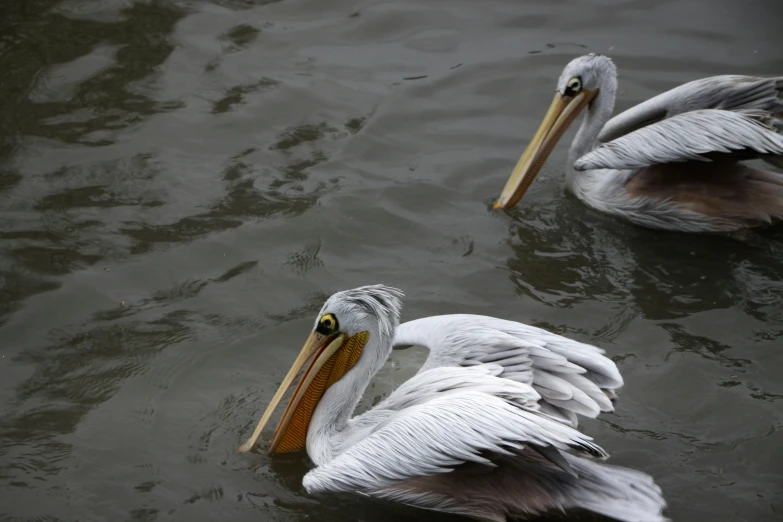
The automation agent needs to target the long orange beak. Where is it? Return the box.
[493,89,598,210]
[238,329,368,455]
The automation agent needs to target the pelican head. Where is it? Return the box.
[238,285,403,455]
[494,53,617,209]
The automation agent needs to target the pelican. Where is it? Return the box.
[494,53,783,233]
[239,285,667,521]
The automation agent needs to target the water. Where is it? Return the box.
[1,0,782,520]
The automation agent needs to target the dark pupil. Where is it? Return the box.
[323,318,331,326]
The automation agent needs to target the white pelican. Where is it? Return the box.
[239,285,667,521]
[494,53,783,233]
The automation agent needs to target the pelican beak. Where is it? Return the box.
[493,89,598,210]
[238,329,368,455]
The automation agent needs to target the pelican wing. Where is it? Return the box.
[393,315,622,427]
[370,364,542,411]
[599,75,783,143]
[344,365,542,446]
[303,390,607,495]
[575,109,783,172]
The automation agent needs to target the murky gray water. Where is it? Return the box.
[1,0,782,520]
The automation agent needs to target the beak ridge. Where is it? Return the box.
[237,331,342,453]
[494,89,597,210]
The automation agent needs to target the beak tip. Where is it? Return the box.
[492,201,504,210]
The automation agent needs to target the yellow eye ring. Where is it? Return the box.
[567,77,582,92]
[317,313,339,334]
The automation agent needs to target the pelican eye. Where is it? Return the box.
[316,313,339,335]
[565,76,582,96]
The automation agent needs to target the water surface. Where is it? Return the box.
[1,0,782,521]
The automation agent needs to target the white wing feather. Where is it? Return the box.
[393,315,622,426]
[303,390,607,495]
[340,365,543,453]
[576,109,783,171]
[598,75,783,143]
[369,364,542,412]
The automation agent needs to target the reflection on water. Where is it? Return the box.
[506,196,783,323]
[1,0,782,521]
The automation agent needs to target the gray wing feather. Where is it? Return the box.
[540,402,578,426]
[529,353,584,374]
[343,365,542,452]
[393,315,623,427]
[541,342,622,389]
[534,371,580,401]
[559,372,614,412]
[575,109,783,172]
[368,365,542,413]
[599,75,783,143]
[302,390,607,495]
